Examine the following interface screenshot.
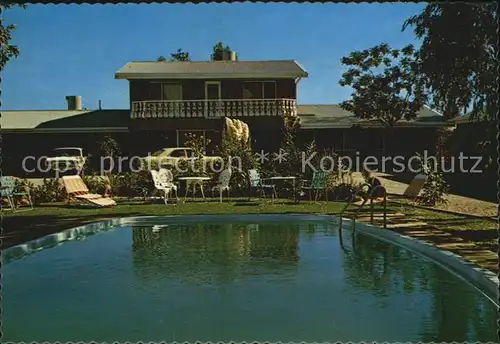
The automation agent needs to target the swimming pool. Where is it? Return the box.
[3,215,498,342]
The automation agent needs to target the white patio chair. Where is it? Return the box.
[212,168,232,203]
[158,168,178,198]
[151,170,177,205]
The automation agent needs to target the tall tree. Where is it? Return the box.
[212,42,233,61]
[170,48,190,61]
[338,43,427,127]
[157,56,166,62]
[0,4,26,71]
[403,3,498,170]
[402,3,497,121]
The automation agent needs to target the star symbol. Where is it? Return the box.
[255,150,269,164]
[273,149,288,164]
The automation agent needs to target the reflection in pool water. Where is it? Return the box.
[3,220,498,342]
[132,223,300,285]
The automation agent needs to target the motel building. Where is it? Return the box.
[1,51,451,177]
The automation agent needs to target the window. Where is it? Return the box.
[152,149,166,157]
[184,148,197,158]
[170,149,187,158]
[161,84,183,101]
[243,81,276,99]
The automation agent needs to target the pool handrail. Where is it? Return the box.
[339,183,387,230]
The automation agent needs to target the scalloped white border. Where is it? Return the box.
[3,213,498,306]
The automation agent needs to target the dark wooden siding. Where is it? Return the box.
[129,81,150,107]
[129,78,297,103]
[276,79,296,98]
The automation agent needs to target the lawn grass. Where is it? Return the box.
[2,197,497,272]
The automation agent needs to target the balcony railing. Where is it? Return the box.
[131,99,297,119]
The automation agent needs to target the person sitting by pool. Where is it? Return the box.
[360,169,385,203]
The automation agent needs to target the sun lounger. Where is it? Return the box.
[61,175,116,207]
[389,173,428,206]
[401,174,428,198]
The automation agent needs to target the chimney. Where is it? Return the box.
[230,51,237,61]
[66,95,83,110]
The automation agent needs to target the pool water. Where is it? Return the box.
[3,220,498,342]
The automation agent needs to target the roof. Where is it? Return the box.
[115,60,309,80]
[446,113,491,125]
[1,109,130,132]
[297,104,449,129]
[2,104,449,132]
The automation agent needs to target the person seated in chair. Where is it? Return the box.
[361,169,385,203]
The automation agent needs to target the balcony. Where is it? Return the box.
[131,99,297,119]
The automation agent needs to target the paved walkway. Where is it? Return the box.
[355,211,498,273]
[350,172,498,218]
[346,172,498,273]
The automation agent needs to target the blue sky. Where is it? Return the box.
[3,3,425,110]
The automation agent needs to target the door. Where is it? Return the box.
[205,81,222,117]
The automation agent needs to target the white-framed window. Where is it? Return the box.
[205,81,221,100]
[243,81,277,99]
[161,84,183,101]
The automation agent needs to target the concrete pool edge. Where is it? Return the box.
[344,218,500,305]
[3,213,498,304]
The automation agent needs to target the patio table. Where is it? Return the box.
[269,176,298,202]
[177,176,211,201]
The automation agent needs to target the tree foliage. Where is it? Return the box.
[170,48,190,61]
[0,4,26,71]
[402,3,498,121]
[403,3,498,170]
[157,48,190,62]
[212,42,233,61]
[339,43,427,127]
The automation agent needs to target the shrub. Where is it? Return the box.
[181,132,217,178]
[17,178,64,205]
[266,121,356,199]
[215,125,258,196]
[330,182,357,202]
[419,168,450,206]
[414,152,449,206]
[81,173,108,195]
[111,171,154,199]
[98,135,121,157]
